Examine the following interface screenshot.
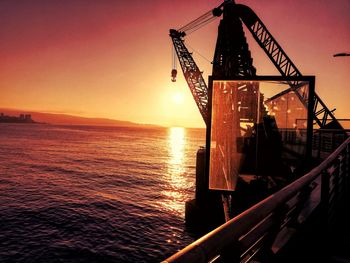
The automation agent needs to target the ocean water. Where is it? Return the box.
[0,124,206,263]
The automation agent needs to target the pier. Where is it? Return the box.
[164,135,350,262]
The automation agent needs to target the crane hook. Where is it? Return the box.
[171,45,177,82]
[171,69,177,82]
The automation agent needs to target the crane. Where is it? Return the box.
[170,0,343,130]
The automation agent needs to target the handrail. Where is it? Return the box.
[163,136,350,263]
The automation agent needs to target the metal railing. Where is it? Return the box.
[312,129,350,160]
[163,137,350,263]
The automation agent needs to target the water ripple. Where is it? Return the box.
[0,124,205,262]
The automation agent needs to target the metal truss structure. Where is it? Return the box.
[170,29,209,125]
[170,1,343,129]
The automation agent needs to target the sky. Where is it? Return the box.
[0,0,349,128]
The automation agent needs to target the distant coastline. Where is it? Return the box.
[0,108,160,128]
[0,113,37,123]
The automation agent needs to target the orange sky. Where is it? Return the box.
[0,0,349,128]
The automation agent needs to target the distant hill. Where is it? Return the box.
[0,108,159,127]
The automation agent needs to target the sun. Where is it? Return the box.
[172,91,185,104]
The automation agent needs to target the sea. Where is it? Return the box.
[0,124,206,263]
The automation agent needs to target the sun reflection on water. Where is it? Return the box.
[168,127,185,167]
[160,127,192,216]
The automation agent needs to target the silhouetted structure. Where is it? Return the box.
[169,0,348,234]
[167,0,349,261]
[0,113,35,123]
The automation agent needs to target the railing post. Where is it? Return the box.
[342,145,349,196]
[339,155,343,178]
[320,168,330,257]
[346,144,350,191]
[333,158,340,199]
[321,169,329,231]
[339,155,345,198]
[318,132,321,160]
[259,204,289,261]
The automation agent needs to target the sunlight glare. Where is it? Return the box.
[169,127,185,166]
[172,92,184,105]
[159,127,190,216]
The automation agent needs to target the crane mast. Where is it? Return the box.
[212,2,256,78]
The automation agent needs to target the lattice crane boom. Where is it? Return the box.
[235,4,341,129]
[170,29,210,126]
